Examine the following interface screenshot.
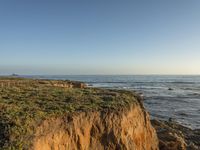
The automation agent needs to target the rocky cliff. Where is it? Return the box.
[33,103,158,150]
[0,78,158,150]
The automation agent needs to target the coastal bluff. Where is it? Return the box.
[0,77,158,150]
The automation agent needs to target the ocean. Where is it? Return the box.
[24,75,200,129]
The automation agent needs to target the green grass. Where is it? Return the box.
[0,77,138,149]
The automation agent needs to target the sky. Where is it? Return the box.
[0,0,200,75]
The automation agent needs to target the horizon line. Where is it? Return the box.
[1,74,200,76]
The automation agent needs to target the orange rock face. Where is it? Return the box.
[33,104,158,150]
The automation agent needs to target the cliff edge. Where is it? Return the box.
[0,78,158,150]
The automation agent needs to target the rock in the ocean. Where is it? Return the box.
[168,88,173,91]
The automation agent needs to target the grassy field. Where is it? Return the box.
[0,77,138,149]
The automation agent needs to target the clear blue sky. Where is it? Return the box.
[0,0,200,75]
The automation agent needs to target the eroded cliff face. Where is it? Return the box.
[33,104,158,150]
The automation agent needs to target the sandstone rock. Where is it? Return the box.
[72,82,86,88]
[33,104,159,150]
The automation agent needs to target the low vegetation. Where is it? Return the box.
[0,77,137,149]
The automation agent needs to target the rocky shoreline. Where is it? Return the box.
[152,119,200,150]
